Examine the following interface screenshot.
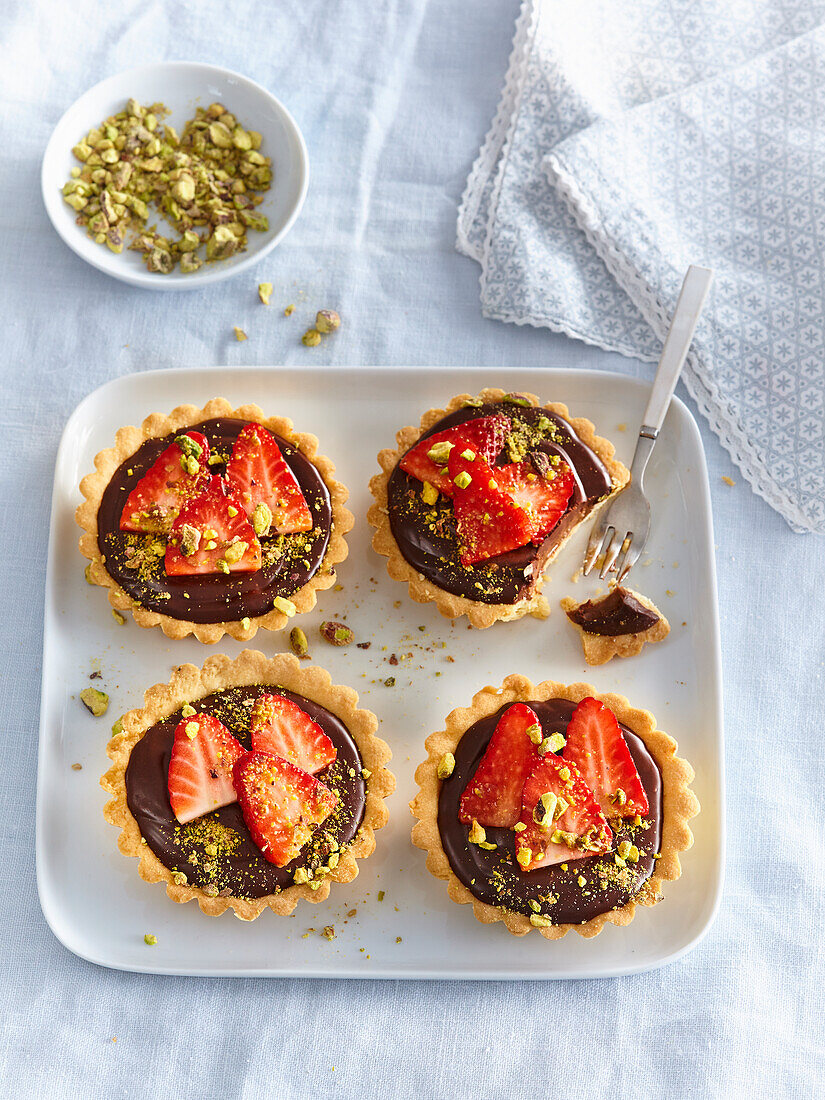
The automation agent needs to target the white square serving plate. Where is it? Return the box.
[37,366,724,979]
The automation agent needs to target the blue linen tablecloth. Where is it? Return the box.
[0,0,822,1096]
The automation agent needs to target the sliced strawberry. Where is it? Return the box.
[164,476,262,576]
[399,414,509,498]
[458,703,542,828]
[250,693,337,775]
[233,750,338,866]
[448,447,534,566]
[119,431,210,533]
[562,697,650,818]
[515,755,613,872]
[225,423,312,533]
[495,459,575,542]
[167,712,246,824]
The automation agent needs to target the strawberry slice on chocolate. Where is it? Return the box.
[250,693,337,775]
[494,458,575,542]
[448,447,534,566]
[225,423,313,534]
[458,703,542,828]
[164,476,262,576]
[233,750,338,867]
[399,414,509,498]
[515,755,613,872]
[167,712,246,824]
[562,697,649,818]
[119,431,210,534]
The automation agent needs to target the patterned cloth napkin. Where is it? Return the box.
[458,0,825,531]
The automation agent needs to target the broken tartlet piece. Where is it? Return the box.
[411,675,698,940]
[77,398,353,644]
[102,650,394,920]
[368,389,628,628]
[562,586,670,666]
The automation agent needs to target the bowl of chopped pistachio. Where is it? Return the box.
[41,62,309,289]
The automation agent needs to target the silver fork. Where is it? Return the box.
[583,265,714,581]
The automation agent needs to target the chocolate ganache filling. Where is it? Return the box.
[566,587,660,637]
[387,401,612,605]
[438,699,662,925]
[125,685,366,899]
[97,418,332,623]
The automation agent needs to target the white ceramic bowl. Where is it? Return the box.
[41,62,309,290]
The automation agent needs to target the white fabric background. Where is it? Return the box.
[0,0,822,1096]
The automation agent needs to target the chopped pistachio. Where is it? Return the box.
[453,471,472,490]
[302,328,322,347]
[513,821,527,833]
[284,303,295,316]
[315,309,341,334]
[144,934,157,946]
[111,609,126,626]
[502,393,533,406]
[467,820,486,845]
[179,252,203,274]
[84,562,94,584]
[547,732,566,753]
[525,722,542,744]
[172,871,188,886]
[426,440,454,465]
[176,434,203,460]
[179,524,201,557]
[252,501,272,537]
[320,620,353,646]
[361,768,371,780]
[293,867,310,884]
[234,327,248,342]
[611,788,627,808]
[377,890,385,901]
[516,847,532,869]
[383,677,396,687]
[223,540,248,564]
[558,766,571,783]
[289,626,310,659]
[421,481,439,506]
[436,752,455,780]
[241,617,251,631]
[577,875,587,887]
[534,791,557,829]
[181,704,196,718]
[321,925,336,941]
[627,845,640,863]
[617,840,632,860]
[273,596,296,617]
[111,717,123,737]
[460,448,476,461]
[529,914,553,928]
[80,688,109,717]
[184,721,200,740]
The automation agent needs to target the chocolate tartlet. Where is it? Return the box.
[102,651,395,920]
[77,399,353,644]
[562,587,670,666]
[411,675,698,940]
[368,389,628,628]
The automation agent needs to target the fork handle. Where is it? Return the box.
[639,265,714,438]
